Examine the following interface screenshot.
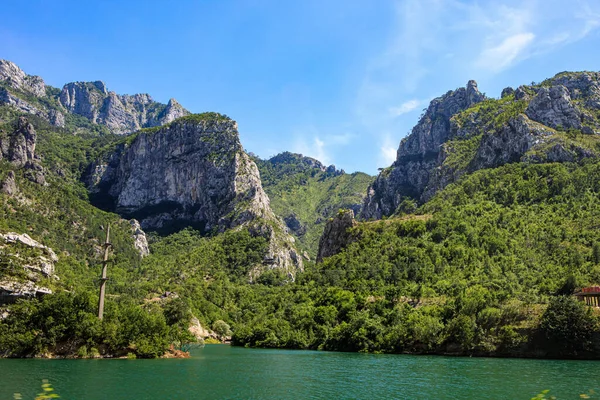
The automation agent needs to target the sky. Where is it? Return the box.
[1,0,600,174]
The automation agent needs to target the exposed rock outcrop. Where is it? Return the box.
[361,81,485,219]
[59,82,189,134]
[0,60,46,97]
[188,317,217,340]
[526,85,582,130]
[0,117,46,185]
[501,87,514,98]
[3,116,37,167]
[0,59,185,133]
[0,171,18,195]
[130,219,149,257]
[87,114,302,275]
[0,232,58,304]
[317,209,357,262]
[284,213,306,236]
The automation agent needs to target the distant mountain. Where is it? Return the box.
[0,59,188,135]
[253,151,373,258]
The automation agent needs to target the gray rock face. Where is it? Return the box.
[317,209,357,263]
[501,87,515,98]
[130,219,149,257]
[59,82,189,134]
[515,86,532,101]
[0,87,65,128]
[88,114,302,275]
[361,81,485,219]
[0,60,46,97]
[0,232,58,304]
[284,213,306,236]
[361,72,600,222]
[3,116,36,167]
[0,171,18,195]
[526,85,582,129]
[0,117,46,185]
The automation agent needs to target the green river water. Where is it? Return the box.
[0,345,598,399]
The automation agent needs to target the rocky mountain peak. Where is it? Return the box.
[0,59,190,135]
[466,80,484,106]
[58,80,190,134]
[397,80,485,159]
[0,59,46,97]
[361,71,600,221]
[361,81,485,219]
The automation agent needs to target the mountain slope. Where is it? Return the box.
[254,152,373,258]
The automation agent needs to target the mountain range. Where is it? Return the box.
[1,59,599,359]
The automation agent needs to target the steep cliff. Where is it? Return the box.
[0,60,46,97]
[0,60,65,127]
[361,72,600,220]
[361,81,485,219]
[87,113,302,275]
[0,116,46,185]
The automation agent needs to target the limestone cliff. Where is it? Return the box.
[361,81,485,219]
[87,113,302,275]
[0,116,46,185]
[0,60,65,127]
[361,72,600,220]
[0,60,46,97]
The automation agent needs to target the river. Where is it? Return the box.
[0,345,598,399]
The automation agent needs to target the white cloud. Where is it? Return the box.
[389,99,421,117]
[293,135,330,165]
[291,128,358,166]
[476,32,535,72]
[327,132,356,145]
[378,132,399,167]
[380,145,397,166]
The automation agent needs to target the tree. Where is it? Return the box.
[212,320,232,341]
[540,296,598,356]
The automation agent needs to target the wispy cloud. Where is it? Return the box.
[379,132,398,167]
[389,99,421,117]
[476,32,535,72]
[291,129,357,166]
[293,135,330,165]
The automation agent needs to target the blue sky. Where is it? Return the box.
[1,0,600,174]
